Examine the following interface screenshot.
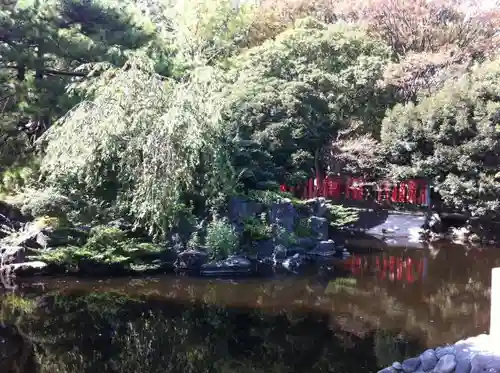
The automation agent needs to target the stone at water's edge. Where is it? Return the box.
[0,261,48,277]
[378,334,500,373]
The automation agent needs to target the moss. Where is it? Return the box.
[246,189,293,206]
[325,203,359,228]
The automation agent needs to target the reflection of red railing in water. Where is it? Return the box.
[280,176,430,206]
[344,254,427,283]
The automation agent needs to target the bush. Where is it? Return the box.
[205,218,239,259]
[36,225,164,268]
[325,203,359,228]
[243,215,272,240]
[8,188,75,219]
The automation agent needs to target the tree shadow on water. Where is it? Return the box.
[1,289,429,373]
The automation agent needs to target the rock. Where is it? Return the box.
[174,249,208,271]
[428,213,443,233]
[455,357,471,373]
[470,354,500,373]
[308,240,337,257]
[310,216,329,240]
[253,239,274,259]
[420,349,438,371]
[229,197,264,223]
[286,247,307,256]
[282,254,311,273]
[434,354,456,373]
[436,346,455,359]
[0,245,26,265]
[402,357,421,373]
[269,201,297,233]
[454,345,472,373]
[295,237,317,250]
[0,201,26,230]
[392,362,403,370]
[305,198,328,217]
[200,255,253,276]
[1,261,48,277]
[4,221,88,250]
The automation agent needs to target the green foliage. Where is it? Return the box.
[325,203,359,228]
[295,217,312,237]
[8,187,75,218]
[381,57,500,218]
[0,0,156,169]
[222,18,391,187]
[36,225,164,267]
[243,214,272,240]
[205,217,239,259]
[0,164,36,193]
[40,61,238,237]
[246,189,293,205]
[168,0,260,75]
[273,225,297,246]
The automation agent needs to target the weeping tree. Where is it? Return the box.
[39,58,238,236]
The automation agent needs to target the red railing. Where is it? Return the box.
[345,254,427,284]
[280,176,430,206]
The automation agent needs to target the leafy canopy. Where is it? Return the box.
[381,57,500,218]
[222,18,391,187]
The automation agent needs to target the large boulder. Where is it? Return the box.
[229,197,264,223]
[282,253,313,274]
[0,261,48,277]
[200,255,253,276]
[310,216,329,240]
[268,199,298,233]
[174,249,209,271]
[0,201,26,238]
[0,245,26,265]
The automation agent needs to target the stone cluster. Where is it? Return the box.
[378,334,500,373]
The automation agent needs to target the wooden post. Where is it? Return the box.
[491,267,500,338]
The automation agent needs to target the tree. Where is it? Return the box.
[0,0,156,170]
[222,18,391,187]
[381,57,500,219]
[40,60,236,236]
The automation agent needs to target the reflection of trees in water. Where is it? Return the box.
[0,290,401,373]
[373,330,423,368]
[0,295,39,373]
[0,261,490,373]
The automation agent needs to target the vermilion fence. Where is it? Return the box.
[345,254,427,284]
[280,176,431,206]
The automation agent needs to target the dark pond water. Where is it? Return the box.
[1,240,499,373]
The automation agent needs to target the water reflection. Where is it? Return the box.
[0,242,498,373]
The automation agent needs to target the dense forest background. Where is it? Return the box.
[1,0,500,237]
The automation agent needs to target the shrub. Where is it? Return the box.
[243,215,272,240]
[205,217,239,259]
[8,187,75,219]
[325,203,359,228]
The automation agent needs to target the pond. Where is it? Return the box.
[0,240,498,373]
